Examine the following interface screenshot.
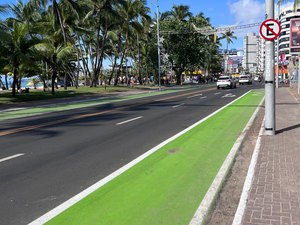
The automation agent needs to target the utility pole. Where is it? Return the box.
[276,2,280,88]
[156,0,161,91]
[265,0,276,135]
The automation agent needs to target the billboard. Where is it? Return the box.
[290,19,300,53]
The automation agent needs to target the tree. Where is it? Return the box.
[113,0,147,86]
[34,8,76,95]
[162,4,192,21]
[220,30,237,73]
[158,9,216,85]
[0,17,39,96]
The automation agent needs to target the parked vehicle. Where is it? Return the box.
[239,75,252,85]
[217,75,237,89]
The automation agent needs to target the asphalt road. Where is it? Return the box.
[0,83,263,224]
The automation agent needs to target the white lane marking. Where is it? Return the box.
[232,117,265,225]
[222,93,236,98]
[187,94,203,99]
[116,116,143,125]
[200,96,207,99]
[214,92,221,95]
[29,91,252,225]
[173,103,185,108]
[0,107,27,113]
[0,154,25,163]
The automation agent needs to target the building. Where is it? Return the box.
[242,33,259,73]
[219,49,243,73]
[257,36,265,75]
[273,6,300,79]
[277,6,300,60]
[227,56,243,73]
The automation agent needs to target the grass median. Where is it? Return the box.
[46,90,264,225]
[0,90,180,121]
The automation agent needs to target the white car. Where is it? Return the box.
[217,75,236,89]
[254,76,261,82]
[239,75,252,85]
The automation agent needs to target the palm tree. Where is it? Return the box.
[113,0,146,86]
[35,8,76,95]
[162,5,192,21]
[220,30,237,73]
[0,2,40,97]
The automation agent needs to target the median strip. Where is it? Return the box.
[31,90,264,225]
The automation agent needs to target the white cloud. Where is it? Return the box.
[229,0,265,24]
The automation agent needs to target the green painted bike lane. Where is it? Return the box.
[0,90,180,121]
[38,90,264,225]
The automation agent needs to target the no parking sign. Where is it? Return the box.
[260,19,281,41]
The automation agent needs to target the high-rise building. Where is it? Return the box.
[242,33,259,73]
[277,6,300,61]
[257,36,265,74]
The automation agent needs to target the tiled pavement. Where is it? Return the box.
[242,87,300,225]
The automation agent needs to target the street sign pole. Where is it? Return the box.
[298,55,300,94]
[265,0,276,135]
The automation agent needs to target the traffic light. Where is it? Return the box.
[209,33,217,43]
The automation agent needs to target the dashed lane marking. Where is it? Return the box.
[116,116,143,125]
[173,103,185,108]
[0,154,25,163]
[187,94,203,99]
[222,93,236,98]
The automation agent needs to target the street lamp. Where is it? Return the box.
[156,0,161,91]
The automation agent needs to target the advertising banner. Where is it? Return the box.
[290,19,300,53]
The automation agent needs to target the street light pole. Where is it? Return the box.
[276,2,280,88]
[156,0,161,91]
[265,0,276,135]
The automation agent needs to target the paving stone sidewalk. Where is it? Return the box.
[242,87,300,225]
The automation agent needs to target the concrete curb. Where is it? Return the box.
[189,95,265,225]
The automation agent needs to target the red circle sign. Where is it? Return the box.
[260,19,281,41]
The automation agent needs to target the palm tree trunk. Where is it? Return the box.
[64,72,67,90]
[12,67,18,97]
[108,56,118,85]
[52,70,57,95]
[5,74,8,90]
[114,48,127,86]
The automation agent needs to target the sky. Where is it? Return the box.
[147,0,268,50]
[0,0,297,50]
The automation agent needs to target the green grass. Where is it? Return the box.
[0,86,156,105]
[46,90,264,225]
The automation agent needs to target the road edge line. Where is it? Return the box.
[28,90,252,225]
[232,117,265,225]
[189,94,265,225]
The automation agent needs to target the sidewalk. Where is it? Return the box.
[241,87,300,225]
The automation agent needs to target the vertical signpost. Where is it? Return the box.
[260,0,281,135]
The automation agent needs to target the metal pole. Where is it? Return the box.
[298,55,300,94]
[265,0,276,135]
[276,3,280,88]
[156,0,161,91]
